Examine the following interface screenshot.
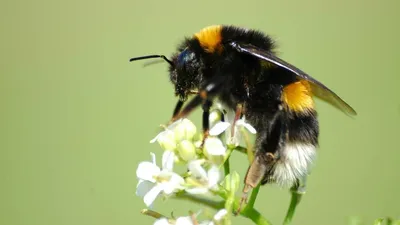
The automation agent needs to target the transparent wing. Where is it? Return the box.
[230,42,357,116]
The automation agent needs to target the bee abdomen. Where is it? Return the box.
[259,109,319,187]
[272,142,317,188]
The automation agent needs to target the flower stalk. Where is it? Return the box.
[283,190,302,225]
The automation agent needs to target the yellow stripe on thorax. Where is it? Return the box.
[282,80,314,113]
[194,25,223,53]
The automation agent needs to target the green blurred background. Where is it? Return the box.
[1,0,399,224]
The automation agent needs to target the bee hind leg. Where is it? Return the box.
[235,152,275,215]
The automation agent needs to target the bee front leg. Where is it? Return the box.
[201,100,212,146]
[172,99,185,119]
[231,103,243,138]
[171,78,225,146]
[171,78,224,122]
[171,98,212,147]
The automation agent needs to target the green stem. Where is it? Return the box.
[222,147,234,176]
[233,146,248,155]
[216,190,273,225]
[246,208,272,225]
[224,157,230,175]
[283,191,302,225]
[246,183,261,209]
[174,192,225,210]
[240,129,254,163]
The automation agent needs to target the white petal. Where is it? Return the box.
[174,119,197,141]
[213,209,228,221]
[150,152,156,165]
[188,160,207,180]
[136,180,156,198]
[224,108,236,123]
[209,122,231,136]
[169,173,185,185]
[235,119,244,126]
[207,166,221,188]
[163,173,184,195]
[209,110,222,127]
[176,216,194,225]
[154,218,171,225]
[185,187,208,195]
[199,221,212,225]
[241,121,257,134]
[136,161,160,182]
[143,184,162,207]
[157,130,177,150]
[204,138,226,156]
[150,132,162,143]
[162,150,175,171]
[168,118,183,130]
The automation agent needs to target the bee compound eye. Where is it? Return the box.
[177,49,196,68]
[177,49,189,66]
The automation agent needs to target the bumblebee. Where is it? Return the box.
[130,25,356,208]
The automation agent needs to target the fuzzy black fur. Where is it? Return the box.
[167,25,320,186]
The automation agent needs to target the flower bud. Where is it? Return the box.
[174,119,197,141]
[157,130,176,151]
[177,140,196,161]
[224,171,240,193]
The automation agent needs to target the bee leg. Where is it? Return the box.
[171,79,224,121]
[236,152,275,215]
[236,109,284,215]
[200,100,213,146]
[230,104,243,138]
[172,99,185,119]
[292,175,307,194]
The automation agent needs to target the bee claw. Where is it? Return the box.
[235,192,248,215]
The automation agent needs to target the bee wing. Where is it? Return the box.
[230,42,357,116]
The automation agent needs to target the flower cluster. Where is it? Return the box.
[154,209,228,225]
[135,108,257,225]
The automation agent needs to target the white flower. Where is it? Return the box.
[136,151,184,207]
[173,118,197,142]
[176,216,196,225]
[199,209,228,225]
[153,212,201,225]
[209,103,257,146]
[154,218,172,225]
[209,116,256,147]
[203,137,227,164]
[235,119,257,134]
[186,160,221,194]
[209,117,256,138]
[213,209,228,221]
[150,129,176,151]
[150,120,181,150]
[150,119,197,155]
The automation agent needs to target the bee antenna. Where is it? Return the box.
[129,55,174,67]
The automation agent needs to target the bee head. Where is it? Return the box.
[169,47,204,100]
